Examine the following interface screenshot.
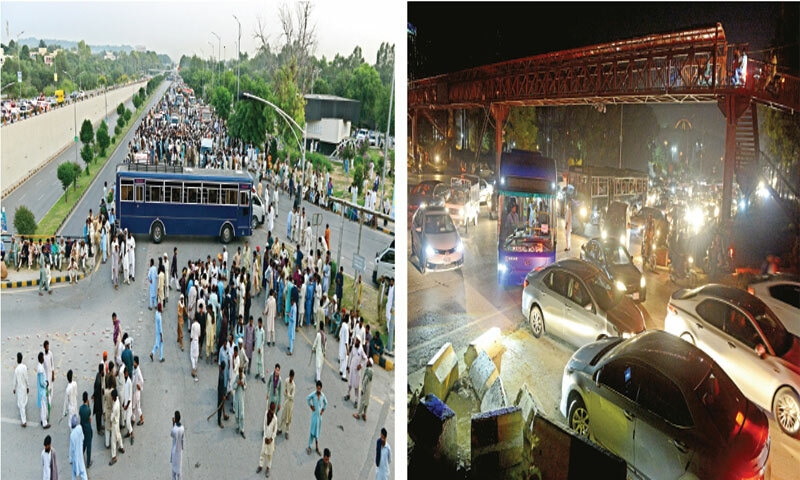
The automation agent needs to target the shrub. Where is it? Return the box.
[114,125,121,136]
[14,205,36,235]
[352,165,364,192]
[117,103,125,116]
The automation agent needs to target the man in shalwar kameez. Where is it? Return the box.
[306,380,327,456]
[257,402,278,477]
[13,352,29,427]
[278,369,295,439]
[345,339,367,407]
[69,414,88,479]
[338,319,350,381]
[254,318,265,381]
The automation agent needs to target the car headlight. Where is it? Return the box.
[498,263,507,273]
[579,206,588,219]
[425,245,435,257]
[419,202,427,210]
[456,241,464,253]
[615,280,627,292]
[640,276,646,289]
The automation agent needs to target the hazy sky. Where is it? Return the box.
[1,0,399,64]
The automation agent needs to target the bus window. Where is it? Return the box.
[164,182,182,203]
[239,191,249,207]
[120,180,134,202]
[206,185,220,205]
[146,181,164,203]
[223,187,238,205]
[134,184,144,202]
[185,183,201,203]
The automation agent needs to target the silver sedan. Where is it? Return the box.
[665,283,800,436]
[522,259,646,349]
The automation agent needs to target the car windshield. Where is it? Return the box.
[424,213,456,234]
[694,365,746,439]
[586,272,620,311]
[753,308,793,356]
[603,244,632,266]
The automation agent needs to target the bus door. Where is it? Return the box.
[239,184,251,232]
[134,179,145,210]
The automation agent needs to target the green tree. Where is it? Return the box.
[117,102,125,116]
[352,165,364,195]
[79,118,95,145]
[346,63,383,129]
[211,86,233,122]
[81,144,94,173]
[57,162,78,201]
[14,206,36,235]
[124,108,132,122]
[96,120,110,155]
[507,107,539,151]
[132,94,142,109]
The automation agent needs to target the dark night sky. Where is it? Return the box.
[408,2,788,78]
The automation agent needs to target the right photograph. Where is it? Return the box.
[407,2,800,479]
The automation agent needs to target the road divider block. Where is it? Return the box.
[408,393,459,471]
[424,342,459,402]
[464,327,504,371]
[469,350,507,412]
[373,354,394,371]
[470,406,523,478]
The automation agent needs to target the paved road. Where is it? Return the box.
[1,237,395,480]
[406,176,799,478]
[3,85,156,236]
[58,81,172,237]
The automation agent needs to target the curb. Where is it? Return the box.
[2,271,86,289]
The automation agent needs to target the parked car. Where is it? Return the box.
[665,283,800,436]
[372,240,395,284]
[748,274,800,336]
[522,258,646,348]
[355,128,368,142]
[560,330,771,480]
[580,237,646,301]
[410,205,464,274]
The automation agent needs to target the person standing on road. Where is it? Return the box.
[254,318,265,380]
[257,402,278,477]
[287,297,297,355]
[170,410,185,480]
[338,316,350,381]
[277,369,295,439]
[312,322,325,383]
[354,358,374,421]
[375,427,392,480]
[148,258,158,310]
[126,231,136,283]
[177,294,186,351]
[92,363,104,435]
[132,356,144,426]
[345,339,366,407]
[190,311,200,381]
[234,366,247,438]
[121,367,133,445]
[245,316,255,375]
[79,392,93,469]
[108,389,125,465]
[103,362,115,448]
[306,380,327,456]
[111,243,120,289]
[42,435,58,480]
[13,352,29,427]
[267,364,282,415]
[286,207,294,240]
[151,303,165,363]
[68,417,88,479]
[62,369,78,447]
[162,253,170,304]
[314,448,333,480]
[171,247,179,291]
[157,264,166,308]
[335,267,344,310]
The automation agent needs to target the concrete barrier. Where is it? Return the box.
[514,383,545,432]
[528,414,626,480]
[408,393,459,471]
[468,350,507,412]
[372,354,394,371]
[470,406,524,478]
[423,342,459,402]
[1,81,147,194]
[464,327,505,371]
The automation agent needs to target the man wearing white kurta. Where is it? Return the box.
[263,289,277,347]
[109,390,124,465]
[170,410,184,480]
[257,403,278,477]
[254,318,265,380]
[62,370,78,453]
[312,324,325,382]
[127,232,136,282]
[43,341,55,411]
[338,320,350,380]
[190,317,200,380]
[278,370,295,439]
[121,368,133,442]
[345,340,367,406]
[13,352,29,427]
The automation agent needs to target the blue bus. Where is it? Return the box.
[115,164,254,244]
[496,149,558,285]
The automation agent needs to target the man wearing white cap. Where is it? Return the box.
[162,253,170,304]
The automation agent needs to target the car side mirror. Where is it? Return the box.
[755,343,767,359]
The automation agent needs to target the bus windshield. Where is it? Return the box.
[500,195,555,253]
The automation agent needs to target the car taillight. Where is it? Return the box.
[667,304,677,315]
[747,287,754,295]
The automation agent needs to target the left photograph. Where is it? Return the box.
[1,1,397,479]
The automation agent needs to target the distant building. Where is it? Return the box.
[135,45,146,53]
[44,54,56,66]
[38,47,47,56]
[104,51,116,61]
[303,94,360,155]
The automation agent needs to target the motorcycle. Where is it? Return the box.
[669,249,698,287]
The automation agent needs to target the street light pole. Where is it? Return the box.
[211,31,221,86]
[233,15,241,102]
[208,42,215,94]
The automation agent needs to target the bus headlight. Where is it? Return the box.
[615,280,627,292]
[425,245,435,257]
[640,276,646,289]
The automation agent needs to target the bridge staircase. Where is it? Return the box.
[758,148,800,224]
[733,103,759,199]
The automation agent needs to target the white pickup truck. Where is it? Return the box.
[445,177,480,232]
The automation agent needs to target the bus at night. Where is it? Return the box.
[496,149,559,285]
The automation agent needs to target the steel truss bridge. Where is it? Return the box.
[409,23,800,224]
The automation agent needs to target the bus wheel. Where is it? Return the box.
[221,224,234,244]
[151,222,165,244]
[251,215,258,231]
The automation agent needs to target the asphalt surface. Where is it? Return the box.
[406,174,800,478]
[1,236,395,480]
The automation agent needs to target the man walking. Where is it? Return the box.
[63,369,78,449]
[217,362,229,428]
[43,340,55,412]
[151,303,165,362]
[69,414,88,480]
[314,448,333,480]
[267,364,282,416]
[354,358,374,421]
[338,316,350,381]
[79,392,93,469]
[132,356,144,426]
[170,411,184,480]
[13,352,29,427]
[312,322,325,382]
[92,363,104,435]
[345,339,366,406]
[306,380,327,456]
[277,369,295,439]
[386,277,395,354]
[287,297,297,355]
[148,258,158,309]
[254,318,265,380]
[257,402,278,477]
[42,435,58,480]
[190,313,200,381]
[121,366,134,444]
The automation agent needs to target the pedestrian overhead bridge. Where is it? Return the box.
[409,23,800,224]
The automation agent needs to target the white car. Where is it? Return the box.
[748,274,800,336]
[665,283,800,436]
